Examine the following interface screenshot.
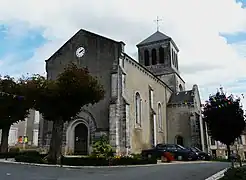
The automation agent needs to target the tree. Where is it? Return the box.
[203,89,245,159]
[0,76,32,153]
[25,63,104,163]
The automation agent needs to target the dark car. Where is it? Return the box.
[186,147,211,161]
[141,144,198,161]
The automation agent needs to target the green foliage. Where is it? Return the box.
[203,90,245,146]
[61,156,157,166]
[212,157,229,162]
[15,151,45,164]
[92,135,114,158]
[0,75,32,128]
[221,166,246,180]
[9,147,20,153]
[0,150,44,159]
[24,63,105,122]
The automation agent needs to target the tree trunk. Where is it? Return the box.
[48,120,64,164]
[0,125,11,153]
[227,144,234,167]
[226,144,231,160]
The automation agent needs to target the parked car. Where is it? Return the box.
[141,144,198,161]
[186,147,211,161]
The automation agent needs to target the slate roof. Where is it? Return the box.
[168,90,194,104]
[137,31,171,46]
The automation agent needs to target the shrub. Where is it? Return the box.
[15,155,44,164]
[61,156,157,166]
[9,147,20,153]
[14,150,46,164]
[91,135,114,158]
[212,157,229,162]
[221,166,246,180]
[21,150,40,156]
[0,152,19,159]
[129,153,142,158]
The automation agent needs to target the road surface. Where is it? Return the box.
[0,161,229,180]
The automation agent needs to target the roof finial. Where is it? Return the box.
[154,16,162,31]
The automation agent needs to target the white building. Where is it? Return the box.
[0,109,40,147]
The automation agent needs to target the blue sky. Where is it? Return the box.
[0,25,46,59]
[0,24,47,75]
[222,0,246,43]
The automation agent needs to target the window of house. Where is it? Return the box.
[172,49,175,65]
[149,88,154,109]
[176,136,184,146]
[179,84,183,92]
[158,103,162,130]
[122,73,126,93]
[135,92,142,126]
[119,58,124,67]
[175,53,178,69]
[238,136,243,144]
[34,111,40,124]
[210,137,216,145]
[151,49,157,65]
[144,50,149,66]
[159,47,164,64]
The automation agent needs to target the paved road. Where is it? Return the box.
[0,161,229,180]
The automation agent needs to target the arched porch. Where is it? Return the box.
[65,110,97,155]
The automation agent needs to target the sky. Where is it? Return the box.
[0,0,246,107]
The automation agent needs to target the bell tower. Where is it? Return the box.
[136,30,185,92]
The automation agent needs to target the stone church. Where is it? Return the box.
[38,28,209,155]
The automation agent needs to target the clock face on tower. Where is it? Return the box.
[76,47,85,58]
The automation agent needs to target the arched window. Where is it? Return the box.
[172,49,175,65]
[174,53,177,68]
[159,47,164,64]
[135,92,141,125]
[179,84,183,92]
[144,50,149,66]
[176,136,184,146]
[158,103,162,130]
[176,53,178,69]
[151,49,157,65]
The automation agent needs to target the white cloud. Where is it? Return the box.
[0,0,246,106]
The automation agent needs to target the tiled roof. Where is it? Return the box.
[137,31,171,46]
[168,90,194,104]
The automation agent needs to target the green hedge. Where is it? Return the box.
[212,157,229,162]
[61,156,157,166]
[0,152,19,159]
[0,150,47,159]
[14,151,48,164]
[221,166,246,180]
[15,154,45,164]
[11,151,157,166]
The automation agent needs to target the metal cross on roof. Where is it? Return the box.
[154,16,162,31]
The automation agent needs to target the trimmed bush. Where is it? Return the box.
[21,150,40,156]
[15,154,44,164]
[0,152,19,159]
[212,157,229,162]
[221,166,246,180]
[61,156,157,166]
[0,149,42,159]
[10,150,157,166]
[9,147,20,153]
[14,150,47,164]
